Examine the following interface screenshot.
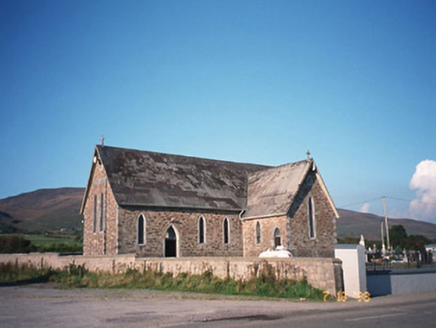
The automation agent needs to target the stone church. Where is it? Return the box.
[80,145,339,258]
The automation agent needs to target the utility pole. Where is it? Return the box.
[383,196,390,251]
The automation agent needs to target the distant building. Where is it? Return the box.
[80,145,339,258]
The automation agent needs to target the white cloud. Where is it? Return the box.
[409,160,436,221]
[359,202,370,213]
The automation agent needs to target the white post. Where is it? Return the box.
[383,196,390,251]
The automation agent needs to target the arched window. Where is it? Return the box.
[223,218,230,244]
[274,228,282,247]
[138,215,146,245]
[93,195,97,233]
[256,221,261,244]
[308,197,316,239]
[199,216,205,244]
[100,193,105,232]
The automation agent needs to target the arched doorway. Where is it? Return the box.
[164,226,177,257]
[274,228,282,248]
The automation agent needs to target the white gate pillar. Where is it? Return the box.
[334,244,367,298]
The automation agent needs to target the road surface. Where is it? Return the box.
[1,284,435,327]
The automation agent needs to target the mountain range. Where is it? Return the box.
[0,188,83,233]
[1,188,435,240]
[337,209,436,240]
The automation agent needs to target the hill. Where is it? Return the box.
[0,188,84,233]
[1,187,436,240]
[337,209,436,240]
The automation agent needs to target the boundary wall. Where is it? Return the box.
[367,267,436,296]
[0,253,341,294]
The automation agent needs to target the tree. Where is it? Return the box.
[0,235,36,253]
[389,225,408,248]
[405,234,431,251]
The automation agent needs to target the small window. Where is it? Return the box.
[138,215,146,245]
[93,195,97,233]
[274,228,282,247]
[199,216,205,244]
[256,221,261,244]
[100,193,104,232]
[223,218,230,244]
[308,197,316,239]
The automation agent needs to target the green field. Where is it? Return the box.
[0,233,83,253]
[23,234,82,247]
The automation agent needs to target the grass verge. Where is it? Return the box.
[0,263,325,301]
[0,263,53,286]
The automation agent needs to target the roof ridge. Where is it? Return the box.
[247,158,311,177]
[273,158,313,169]
[97,144,271,169]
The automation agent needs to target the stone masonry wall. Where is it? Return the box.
[242,216,287,257]
[83,159,118,256]
[287,171,337,258]
[0,253,341,295]
[242,171,337,258]
[118,208,243,257]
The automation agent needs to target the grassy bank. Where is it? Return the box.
[0,263,324,301]
[0,263,53,285]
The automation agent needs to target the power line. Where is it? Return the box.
[340,196,436,209]
[386,196,436,207]
[339,197,383,209]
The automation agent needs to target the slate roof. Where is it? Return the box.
[81,145,333,218]
[95,145,269,211]
[245,160,312,218]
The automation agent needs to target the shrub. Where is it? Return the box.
[0,235,36,253]
[37,243,82,253]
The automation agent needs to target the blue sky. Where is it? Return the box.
[1,1,435,222]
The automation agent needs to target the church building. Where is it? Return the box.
[80,145,339,258]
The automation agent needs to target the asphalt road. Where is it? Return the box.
[1,284,436,327]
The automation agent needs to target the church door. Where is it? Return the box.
[165,226,177,257]
[274,228,282,248]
